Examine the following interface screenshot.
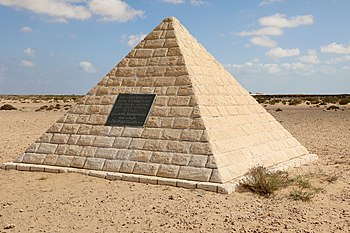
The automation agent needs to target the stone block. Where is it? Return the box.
[55,145,69,155]
[106,173,123,181]
[121,174,140,182]
[165,66,187,76]
[113,137,132,149]
[37,143,58,154]
[178,86,194,96]
[153,48,168,57]
[67,145,83,156]
[89,171,106,179]
[119,161,136,173]
[77,135,95,146]
[13,154,24,163]
[133,162,159,176]
[171,153,192,165]
[161,118,174,128]
[42,154,58,165]
[67,135,80,145]
[30,166,45,172]
[157,164,180,178]
[76,115,90,124]
[142,128,163,139]
[143,140,167,151]
[47,123,64,133]
[88,115,106,125]
[61,124,80,134]
[55,155,74,167]
[103,160,122,172]
[167,141,190,153]
[168,96,191,106]
[139,176,158,185]
[150,152,173,164]
[173,118,192,129]
[169,107,192,117]
[80,146,97,157]
[115,149,132,160]
[150,106,169,117]
[77,124,92,134]
[191,118,205,130]
[163,38,177,47]
[134,49,154,58]
[177,180,197,189]
[154,77,176,86]
[181,130,203,141]
[84,158,106,170]
[162,129,182,140]
[177,167,212,182]
[197,183,218,192]
[174,76,191,85]
[190,142,213,155]
[122,128,143,137]
[109,127,124,136]
[130,150,153,162]
[50,134,70,144]
[129,138,146,149]
[93,136,115,147]
[37,133,53,143]
[145,117,162,128]
[90,126,111,135]
[95,148,118,159]
[22,153,46,164]
[71,156,86,168]
[158,178,177,187]
[64,114,78,123]
[189,155,208,167]
[25,143,40,153]
[17,164,31,171]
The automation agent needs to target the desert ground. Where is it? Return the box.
[0,96,349,232]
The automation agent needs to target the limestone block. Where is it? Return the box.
[115,149,132,160]
[67,145,83,156]
[95,148,118,159]
[177,180,197,189]
[47,123,64,133]
[143,139,167,151]
[189,96,198,106]
[158,178,177,186]
[133,162,159,176]
[64,114,78,124]
[134,49,154,58]
[37,143,58,154]
[25,143,40,153]
[37,133,53,143]
[177,86,194,96]
[55,145,69,155]
[121,174,140,182]
[13,154,24,163]
[119,161,136,173]
[162,129,182,140]
[109,127,124,137]
[168,96,191,106]
[174,76,191,86]
[105,173,123,181]
[150,106,169,117]
[181,129,203,141]
[22,153,46,164]
[190,142,213,155]
[42,154,58,165]
[150,152,173,164]
[173,118,192,129]
[139,176,158,185]
[130,150,153,162]
[189,155,208,167]
[169,107,192,117]
[80,146,97,157]
[76,115,90,124]
[153,48,168,57]
[30,166,45,172]
[56,115,67,123]
[140,87,155,93]
[103,160,122,172]
[88,115,106,125]
[71,156,86,168]
[165,66,187,76]
[76,135,95,146]
[177,167,212,182]
[121,78,137,86]
[93,136,114,147]
[167,141,190,153]
[171,153,192,165]
[136,77,156,87]
[163,39,177,48]
[61,124,80,134]
[113,137,132,149]
[84,158,106,170]
[157,164,180,178]
[50,134,70,144]
[129,138,146,150]
[67,135,80,145]
[197,183,218,192]
[77,124,91,134]
[17,164,31,171]
[144,39,166,48]
[88,171,106,179]
[147,57,160,66]
[128,58,147,67]
[145,117,162,128]
[154,96,168,106]
[154,77,176,86]
[144,30,162,40]
[122,128,144,137]
[85,96,102,105]
[159,57,185,66]
[191,118,205,130]
[55,155,74,167]
[161,118,174,128]
[101,96,116,105]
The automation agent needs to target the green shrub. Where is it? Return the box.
[288,98,302,106]
[339,97,350,105]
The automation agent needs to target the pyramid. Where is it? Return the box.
[2,17,317,193]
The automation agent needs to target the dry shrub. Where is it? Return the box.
[0,104,17,110]
[326,105,339,110]
[239,166,290,196]
[339,97,350,105]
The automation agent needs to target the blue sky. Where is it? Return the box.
[0,0,349,94]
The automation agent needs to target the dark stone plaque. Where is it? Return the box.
[106,94,156,127]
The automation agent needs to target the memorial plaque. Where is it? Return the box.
[106,94,156,127]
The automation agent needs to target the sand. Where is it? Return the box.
[0,100,349,232]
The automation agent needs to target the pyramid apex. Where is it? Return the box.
[163,16,180,23]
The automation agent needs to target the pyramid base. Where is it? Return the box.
[1,154,317,194]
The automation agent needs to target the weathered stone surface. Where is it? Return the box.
[157,164,179,178]
[143,140,167,151]
[55,155,74,167]
[103,160,122,172]
[95,148,118,159]
[43,154,58,165]
[129,138,146,150]
[177,167,212,182]
[189,155,208,167]
[119,161,136,173]
[22,153,46,164]
[93,136,114,147]
[113,137,132,149]
[122,128,144,137]
[80,146,97,157]
[84,158,105,170]
[37,143,58,154]
[130,150,152,162]
[133,162,159,176]
[150,152,173,164]
[171,153,192,165]
[71,156,86,168]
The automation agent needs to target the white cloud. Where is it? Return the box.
[298,49,319,64]
[127,33,147,47]
[325,55,350,64]
[190,0,205,5]
[259,0,284,6]
[0,0,143,23]
[250,36,277,47]
[266,47,300,58]
[259,13,314,28]
[238,27,283,37]
[321,42,350,54]
[24,47,35,57]
[88,0,144,22]
[20,26,32,32]
[21,60,36,68]
[80,61,96,73]
[160,0,184,4]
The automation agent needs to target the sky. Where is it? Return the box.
[0,0,349,94]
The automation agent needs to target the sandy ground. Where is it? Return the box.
[0,100,349,232]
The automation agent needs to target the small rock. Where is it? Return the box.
[4,224,15,229]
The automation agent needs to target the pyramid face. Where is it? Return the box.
[6,17,316,191]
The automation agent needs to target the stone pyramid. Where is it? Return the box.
[2,17,317,193]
